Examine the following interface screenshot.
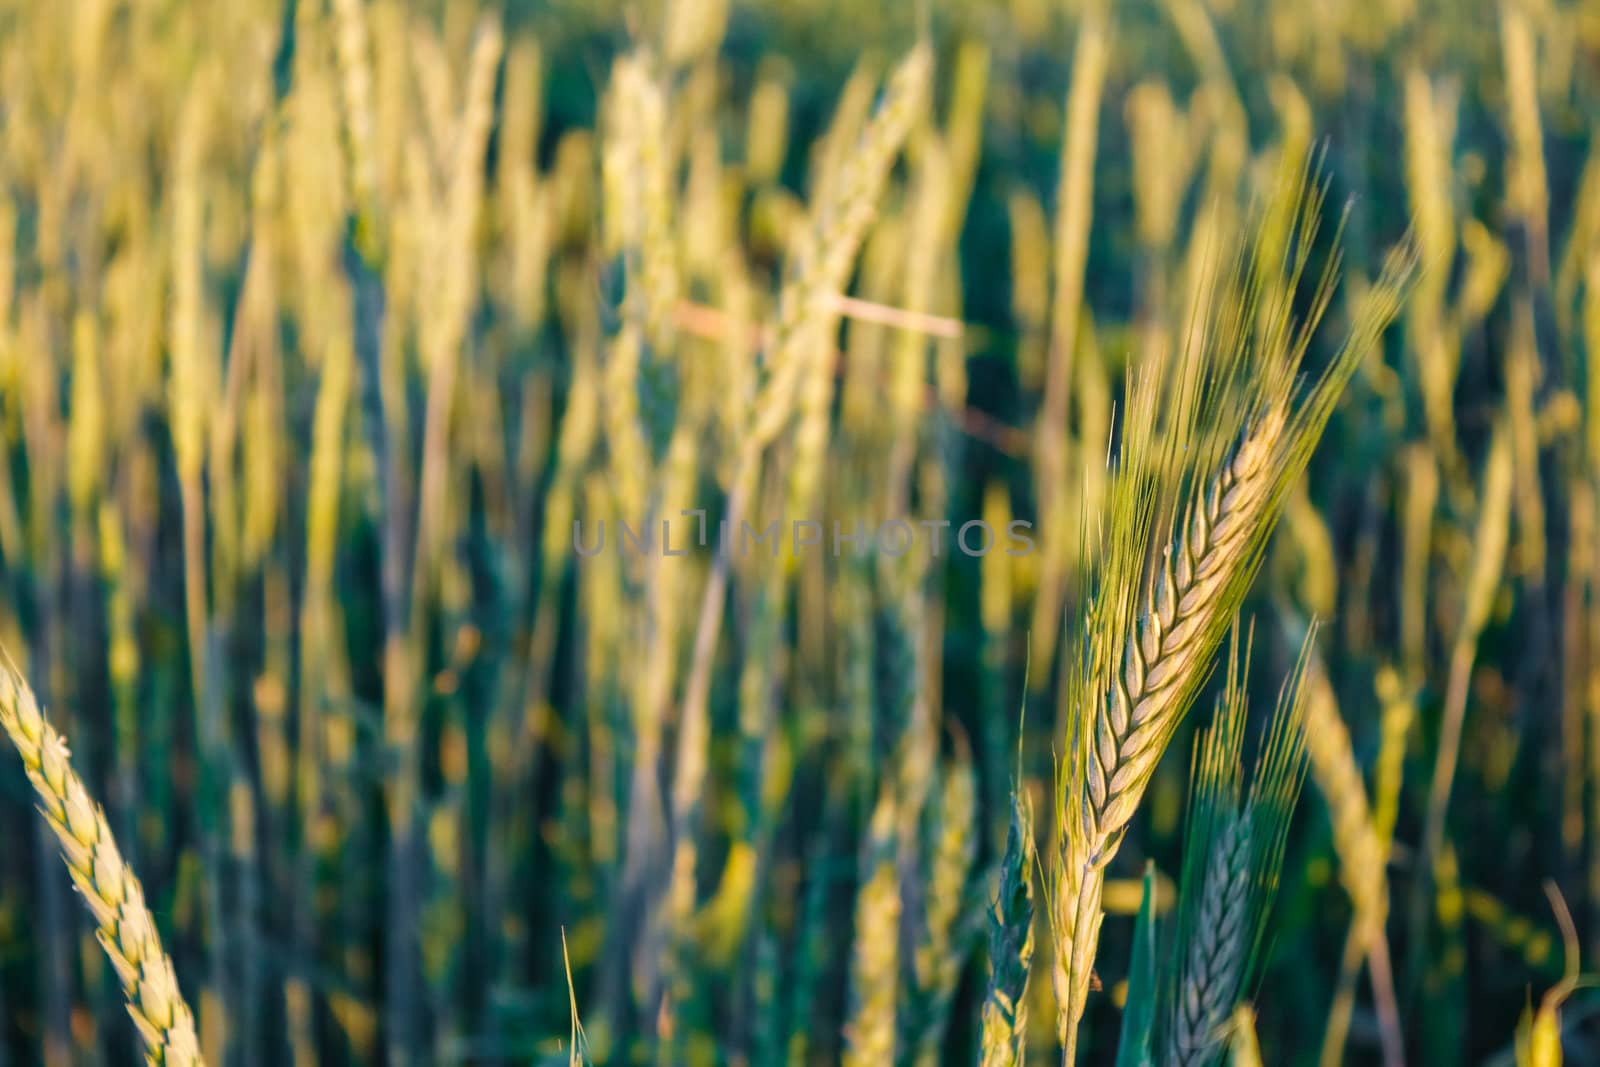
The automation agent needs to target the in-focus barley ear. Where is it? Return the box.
[1047,163,1415,1063]
[0,659,205,1066]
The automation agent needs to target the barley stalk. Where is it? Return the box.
[1506,298,1546,586]
[1372,668,1415,853]
[1564,484,1594,861]
[0,661,204,1066]
[1412,420,1514,962]
[1295,646,1404,1067]
[1399,445,1439,682]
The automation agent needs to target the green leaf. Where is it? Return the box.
[1115,862,1159,1067]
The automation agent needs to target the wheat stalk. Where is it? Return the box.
[1290,639,1405,1067]
[0,660,204,1066]
[1411,419,1514,970]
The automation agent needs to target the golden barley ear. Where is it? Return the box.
[0,659,205,1066]
[1046,160,1415,1062]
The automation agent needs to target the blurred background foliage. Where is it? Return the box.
[0,0,1598,1064]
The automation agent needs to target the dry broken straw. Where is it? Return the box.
[0,659,204,1066]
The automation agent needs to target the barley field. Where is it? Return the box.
[0,0,1596,1064]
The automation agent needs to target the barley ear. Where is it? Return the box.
[1048,165,1413,1063]
[0,660,205,1066]
[979,782,1037,1067]
[1162,623,1312,1067]
[910,743,981,1065]
[844,786,901,1067]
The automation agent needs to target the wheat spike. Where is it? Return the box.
[1049,167,1414,1061]
[912,746,979,1065]
[1372,667,1415,853]
[749,41,931,453]
[1052,394,1290,1060]
[1170,815,1252,1063]
[844,787,902,1067]
[661,44,932,988]
[1165,626,1311,1067]
[1500,0,1551,284]
[1094,405,1284,835]
[0,661,204,1066]
[1053,403,1292,1060]
[1302,664,1387,930]
[980,784,1037,1067]
[331,0,378,243]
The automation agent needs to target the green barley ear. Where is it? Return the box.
[1161,623,1313,1067]
[1047,161,1413,1061]
[1113,863,1159,1067]
[979,780,1037,1067]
